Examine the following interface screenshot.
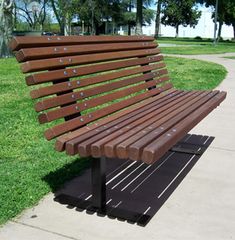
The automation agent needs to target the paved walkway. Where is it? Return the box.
[1,53,235,240]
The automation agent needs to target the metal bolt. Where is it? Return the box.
[57,37,61,40]
[88,114,92,118]
[80,92,84,97]
[71,94,75,99]
[80,118,84,122]
[84,103,87,107]
[73,69,77,74]
[54,47,58,51]
[75,106,79,110]
[68,58,72,62]
[47,37,51,41]
[167,133,171,137]
[59,59,63,63]
[64,47,67,51]
[77,80,80,85]
[64,71,67,75]
[172,129,177,132]
[67,82,72,87]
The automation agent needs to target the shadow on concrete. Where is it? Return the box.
[43,134,214,227]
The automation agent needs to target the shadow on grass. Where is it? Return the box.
[43,157,91,192]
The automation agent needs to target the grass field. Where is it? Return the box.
[0,57,227,225]
[224,56,235,60]
[157,37,235,55]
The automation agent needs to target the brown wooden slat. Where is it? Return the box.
[30,62,166,99]
[44,83,173,140]
[125,91,218,161]
[38,75,170,123]
[35,69,168,113]
[16,42,157,62]
[10,35,154,51]
[55,88,176,152]
[104,91,206,159]
[142,91,227,164]
[21,48,160,73]
[67,90,186,156]
[26,55,163,86]
[89,91,197,158]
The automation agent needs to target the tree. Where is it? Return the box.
[224,1,235,39]
[15,0,48,31]
[197,0,235,40]
[135,0,142,34]
[161,0,201,37]
[50,0,79,35]
[0,0,13,58]
[154,0,162,38]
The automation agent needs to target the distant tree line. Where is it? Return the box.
[1,0,235,57]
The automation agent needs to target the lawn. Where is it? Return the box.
[157,38,235,55]
[0,57,227,225]
[224,56,235,60]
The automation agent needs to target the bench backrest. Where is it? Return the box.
[10,35,172,141]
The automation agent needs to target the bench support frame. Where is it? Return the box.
[91,157,106,213]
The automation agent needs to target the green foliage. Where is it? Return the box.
[197,0,235,38]
[161,0,201,37]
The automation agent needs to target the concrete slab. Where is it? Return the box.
[3,147,234,240]
[0,221,72,240]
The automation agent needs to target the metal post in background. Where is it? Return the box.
[213,0,219,45]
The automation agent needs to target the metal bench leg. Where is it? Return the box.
[91,157,106,213]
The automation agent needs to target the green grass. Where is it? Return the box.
[223,56,235,60]
[0,57,227,225]
[165,56,227,90]
[156,38,235,55]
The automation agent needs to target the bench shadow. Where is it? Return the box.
[43,134,214,227]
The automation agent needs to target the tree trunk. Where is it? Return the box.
[135,0,142,35]
[0,0,13,58]
[154,0,161,39]
[217,21,223,42]
[175,24,179,38]
[127,0,132,36]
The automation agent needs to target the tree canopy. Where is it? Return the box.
[161,0,201,37]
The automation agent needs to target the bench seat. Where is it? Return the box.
[60,89,225,164]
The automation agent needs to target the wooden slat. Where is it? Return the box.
[124,91,218,161]
[44,83,173,140]
[26,55,163,85]
[106,91,207,159]
[55,88,176,152]
[30,62,166,99]
[38,75,170,123]
[88,91,197,158]
[66,90,186,156]
[35,69,168,112]
[21,48,160,73]
[142,91,227,164]
[10,35,154,51]
[16,42,157,62]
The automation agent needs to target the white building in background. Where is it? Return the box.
[142,7,234,39]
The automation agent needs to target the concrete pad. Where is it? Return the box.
[3,148,233,240]
[0,221,71,240]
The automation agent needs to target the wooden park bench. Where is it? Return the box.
[10,35,226,224]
